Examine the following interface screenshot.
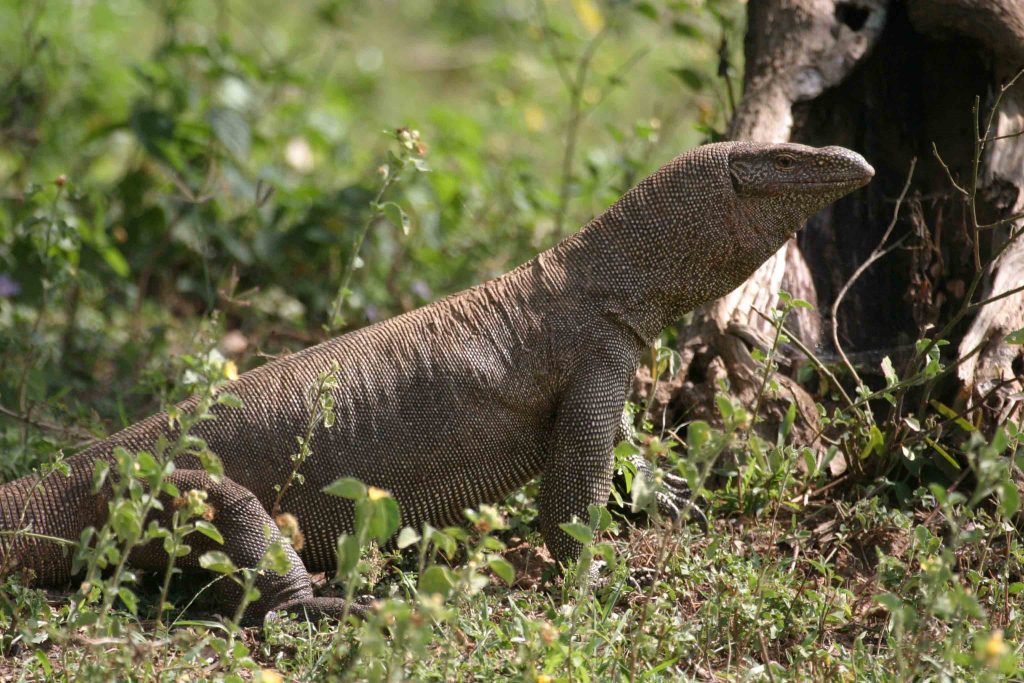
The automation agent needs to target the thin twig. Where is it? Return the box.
[976,210,1024,230]
[831,159,917,391]
[911,70,1024,375]
[327,171,397,330]
[553,30,607,237]
[967,281,1024,311]
[0,402,96,443]
[931,143,968,196]
[899,376,1022,454]
[985,128,1024,142]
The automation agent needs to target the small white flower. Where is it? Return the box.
[285,137,315,173]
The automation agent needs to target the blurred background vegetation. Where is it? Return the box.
[0,0,742,477]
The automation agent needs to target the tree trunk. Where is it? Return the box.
[640,0,1024,445]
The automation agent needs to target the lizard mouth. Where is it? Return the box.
[794,175,873,191]
[769,167,875,195]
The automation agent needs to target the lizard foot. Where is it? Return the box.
[626,457,708,531]
[654,471,708,531]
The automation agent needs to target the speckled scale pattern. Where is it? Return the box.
[0,141,873,621]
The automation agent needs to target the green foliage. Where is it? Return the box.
[1,1,1022,681]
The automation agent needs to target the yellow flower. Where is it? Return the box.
[258,670,283,683]
[536,675,553,683]
[223,360,239,381]
[985,630,1008,662]
[572,0,604,35]
[523,106,546,132]
[367,486,389,501]
[274,512,305,552]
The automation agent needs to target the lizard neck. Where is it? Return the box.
[537,148,758,345]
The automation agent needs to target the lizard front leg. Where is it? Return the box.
[538,362,626,568]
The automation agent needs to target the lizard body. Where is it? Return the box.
[0,141,873,622]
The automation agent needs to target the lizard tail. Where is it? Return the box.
[0,460,99,585]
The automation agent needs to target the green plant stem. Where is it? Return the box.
[327,174,397,331]
[16,184,64,448]
[155,510,184,629]
[272,367,337,516]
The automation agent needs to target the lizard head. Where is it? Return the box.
[726,142,874,239]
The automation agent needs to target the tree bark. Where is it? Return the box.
[642,0,1024,443]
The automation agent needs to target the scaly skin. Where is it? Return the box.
[0,141,873,623]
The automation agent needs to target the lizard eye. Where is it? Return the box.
[774,154,797,171]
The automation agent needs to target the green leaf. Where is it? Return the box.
[99,244,130,278]
[614,440,641,459]
[670,20,702,40]
[1005,327,1024,344]
[791,297,814,310]
[260,540,293,576]
[687,420,711,449]
[217,392,243,409]
[633,2,658,20]
[924,436,961,470]
[992,426,1009,454]
[367,496,401,544]
[631,472,656,513]
[396,526,421,549]
[91,460,110,493]
[488,557,515,586]
[780,401,796,441]
[715,395,734,422]
[111,500,142,541]
[419,565,454,598]
[118,587,138,615]
[427,528,457,559]
[381,202,411,235]
[130,106,176,162]
[880,356,898,387]
[194,520,224,544]
[199,550,236,574]
[875,592,904,612]
[334,534,361,579]
[134,451,161,479]
[669,66,703,90]
[209,107,251,159]
[929,400,975,432]
[197,449,224,479]
[559,522,593,545]
[33,649,53,676]
[858,425,884,460]
[323,477,367,500]
[588,504,612,533]
[1000,479,1020,518]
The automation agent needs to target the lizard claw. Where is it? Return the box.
[627,566,659,590]
[629,454,707,531]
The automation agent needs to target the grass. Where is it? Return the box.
[1,1,1023,681]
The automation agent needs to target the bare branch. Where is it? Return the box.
[831,159,917,391]
[968,281,1024,311]
[931,143,968,196]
